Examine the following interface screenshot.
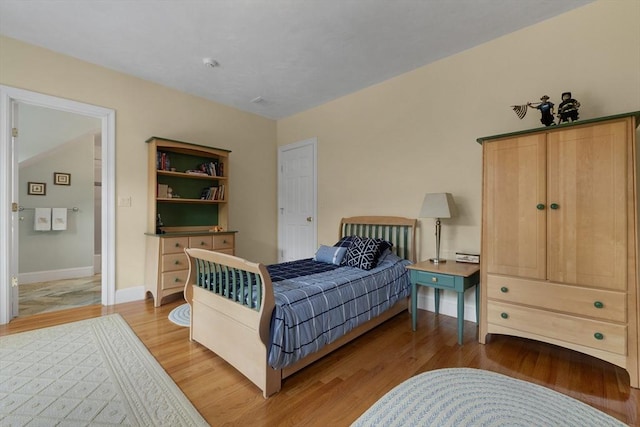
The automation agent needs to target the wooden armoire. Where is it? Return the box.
[478,112,640,388]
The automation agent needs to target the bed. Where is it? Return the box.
[183,216,416,397]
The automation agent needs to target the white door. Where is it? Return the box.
[278,138,317,262]
[9,100,19,316]
[0,85,116,324]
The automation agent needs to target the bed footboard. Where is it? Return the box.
[184,248,281,397]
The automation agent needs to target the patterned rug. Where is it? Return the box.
[0,314,207,426]
[168,303,190,327]
[351,368,626,426]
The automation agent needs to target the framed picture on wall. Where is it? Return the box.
[54,172,71,186]
[28,182,46,195]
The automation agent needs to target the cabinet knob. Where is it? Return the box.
[174,277,181,283]
[175,243,180,247]
[500,312,509,319]
[174,260,180,265]
[223,240,227,244]
[594,301,604,309]
[431,277,438,283]
[500,286,508,293]
[536,204,545,210]
[200,241,206,246]
[594,332,604,340]
[550,203,559,210]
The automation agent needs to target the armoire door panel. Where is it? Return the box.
[547,121,628,290]
[482,134,546,279]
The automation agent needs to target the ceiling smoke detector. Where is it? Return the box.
[202,58,219,68]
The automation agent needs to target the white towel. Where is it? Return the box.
[52,208,67,231]
[34,208,51,231]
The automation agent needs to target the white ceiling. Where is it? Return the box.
[0,0,593,120]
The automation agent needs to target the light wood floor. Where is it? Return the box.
[1,299,638,426]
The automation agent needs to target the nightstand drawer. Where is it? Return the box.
[189,235,213,250]
[410,270,455,289]
[161,237,188,254]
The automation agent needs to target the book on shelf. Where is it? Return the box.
[157,184,169,198]
[157,152,171,171]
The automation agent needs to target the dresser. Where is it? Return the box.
[478,112,640,388]
[145,232,235,307]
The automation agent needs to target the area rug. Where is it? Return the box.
[351,368,626,427]
[168,303,190,327]
[0,314,207,426]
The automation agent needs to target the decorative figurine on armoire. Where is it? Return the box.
[528,95,556,126]
[557,91,580,123]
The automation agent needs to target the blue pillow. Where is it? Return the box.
[314,245,348,265]
[333,235,355,248]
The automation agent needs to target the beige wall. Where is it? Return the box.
[277,0,640,262]
[0,36,278,294]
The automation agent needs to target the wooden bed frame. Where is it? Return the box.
[184,216,416,398]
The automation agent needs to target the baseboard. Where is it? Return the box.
[115,285,145,304]
[19,266,94,284]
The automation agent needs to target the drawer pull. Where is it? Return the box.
[223,240,228,244]
[200,241,206,246]
[550,203,559,210]
[174,277,181,283]
[500,287,508,293]
[594,332,604,340]
[594,301,604,309]
[431,277,438,283]
[500,312,509,319]
[536,203,545,210]
[175,242,180,248]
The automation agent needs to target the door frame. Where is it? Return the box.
[0,85,116,324]
[277,137,318,262]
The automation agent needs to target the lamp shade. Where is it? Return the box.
[419,193,455,219]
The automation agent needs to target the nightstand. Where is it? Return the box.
[407,260,480,345]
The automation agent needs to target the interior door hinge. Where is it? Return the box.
[12,202,18,212]
[12,127,18,138]
[11,276,18,287]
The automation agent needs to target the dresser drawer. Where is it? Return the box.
[213,234,234,250]
[189,235,213,250]
[161,237,189,254]
[161,253,188,272]
[486,274,626,323]
[161,270,188,290]
[487,301,627,355]
[410,270,455,290]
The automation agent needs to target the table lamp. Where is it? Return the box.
[419,192,456,263]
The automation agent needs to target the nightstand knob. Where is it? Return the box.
[200,241,206,245]
[431,277,438,283]
[594,332,604,340]
[174,260,180,265]
[594,301,604,309]
[174,277,181,283]
[536,204,545,210]
[500,312,509,319]
[175,243,180,247]
[550,203,559,210]
[500,287,508,293]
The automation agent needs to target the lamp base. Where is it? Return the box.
[429,258,447,264]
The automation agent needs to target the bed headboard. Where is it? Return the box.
[339,216,417,263]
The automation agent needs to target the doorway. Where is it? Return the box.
[16,103,101,316]
[0,85,116,324]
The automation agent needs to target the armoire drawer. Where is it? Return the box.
[161,237,189,254]
[486,274,626,323]
[161,253,188,272]
[161,270,188,290]
[213,233,234,250]
[189,235,213,250]
[487,301,627,355]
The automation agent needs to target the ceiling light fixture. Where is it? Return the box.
[202,57,219,68]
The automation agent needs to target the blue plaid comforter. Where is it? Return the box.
[267,253,411,369]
